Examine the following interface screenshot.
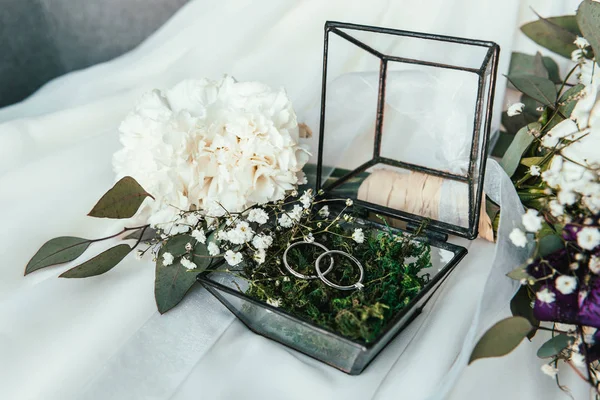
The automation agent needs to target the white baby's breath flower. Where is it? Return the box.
[299,190,313,209]
[305,233,315,243]
[345,198,353,207]
[572,48,585,63]
[575,36,590,49]
[180,257,197,270]
[541,364,558,378]
[578,227,600,250]
[207,242,220,256]
[217,230,229,241]
[266,298,281,308]
[541,119,579,148]
[191,229,206,244]
[529,165,541,176]
[555,275,577,295]
[548,200,564,217]
[247,208,269,225]
[507,102,525,117]
[224,250,243,266]
[537,288,556,304]
[318,205,330,218]
[253,249,266,265]
[252,233,273,250]
[352,228,365,244]
[289,204,303,221]
[558,190,577,206]
[227,221,254,244]
[589,255,600,274]
[570,351,586,368]
[162,252,175,266]
[522,209,543,233]
[278,214,294,228]
[112,76,310,232]
[185,242,193,252]
[510,228,528,248]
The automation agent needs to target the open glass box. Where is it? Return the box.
[198,21,499,375]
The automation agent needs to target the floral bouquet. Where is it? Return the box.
[25,73,433,347]
[470,1,600,395]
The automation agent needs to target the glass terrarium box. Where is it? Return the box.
[198,21,499,375]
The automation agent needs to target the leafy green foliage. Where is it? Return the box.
[123,227,158,242]
[60,244,132,278]
[537,334,573,358]
[25,237,92,275]
[506,75,557,106]
[509,52,560,82]
[469,317,533,364]
[577,1,600,60]
[510,286,539,339]
[500,122,541,177]
[155,244,207,314]
[88,176,152,219]
[243,220,432,343]
[521,15,580,58]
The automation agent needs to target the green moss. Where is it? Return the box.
[241,217,432,343]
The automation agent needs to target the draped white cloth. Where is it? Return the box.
[0,0,590,399]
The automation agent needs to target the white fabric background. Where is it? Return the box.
[0,0,590,399]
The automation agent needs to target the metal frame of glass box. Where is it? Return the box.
[198,21,500,375]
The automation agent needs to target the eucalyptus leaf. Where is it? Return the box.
[521,94,542,117]
[510,286,539,339]
[577,1,600,60]
[155,248,199,314]
[520,157,545,167]
[500,123,541,177]
[123,227,158,242]
[60,244,131,278]
[538,234,564,257]
[490,131,514,158]
[469,317,533,364]
[509,52,555,79]
[25,236,91,275]
[542,57,561,83]
[506,74,557,106]
[521,15,580,58]
[507,266,533,282]
[537,334,573,358]
[165,234,195,257]
[88,176,153,219]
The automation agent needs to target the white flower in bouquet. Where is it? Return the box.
[536,288,556,304]
[507,102,524,117]
[522,209,543,233]
[577,227,600,250]
[247,208,269,225]
[180,257,197,270]
[589,256,600,275]
[251,233,273,250]
[541,364,558,378]
[509,228,528,248]
[352,228,365,244]
[224,250,243,266]
[113,76,310,232]
[162,252,175,266]
[191,229,206,244]
[318,205,330,218]
[555,275,577,295]
[207,242,220,256]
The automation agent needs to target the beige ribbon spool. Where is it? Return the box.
[357,169,494,242]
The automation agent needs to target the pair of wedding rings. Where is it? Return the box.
[282,241,364,291]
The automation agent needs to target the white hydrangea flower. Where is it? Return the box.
[555,275,577,295]
[352,228,365,244]
[207,242,220,256]
[507,102,525,117]
[180,257,197,270]
[318,205,330,218]
[509,228,528,248]
[522,209,543,233]
[162,252,175,266]
[536,288,556,304]
[251,233,273,250]
[589,255,600,274]
[541,364,558,378]
[224,250,243,266]
[529,165,541,176]
[247,208,269,225]
[112,76,310,232]
[191,229,206,244]
[578,227,600,250]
